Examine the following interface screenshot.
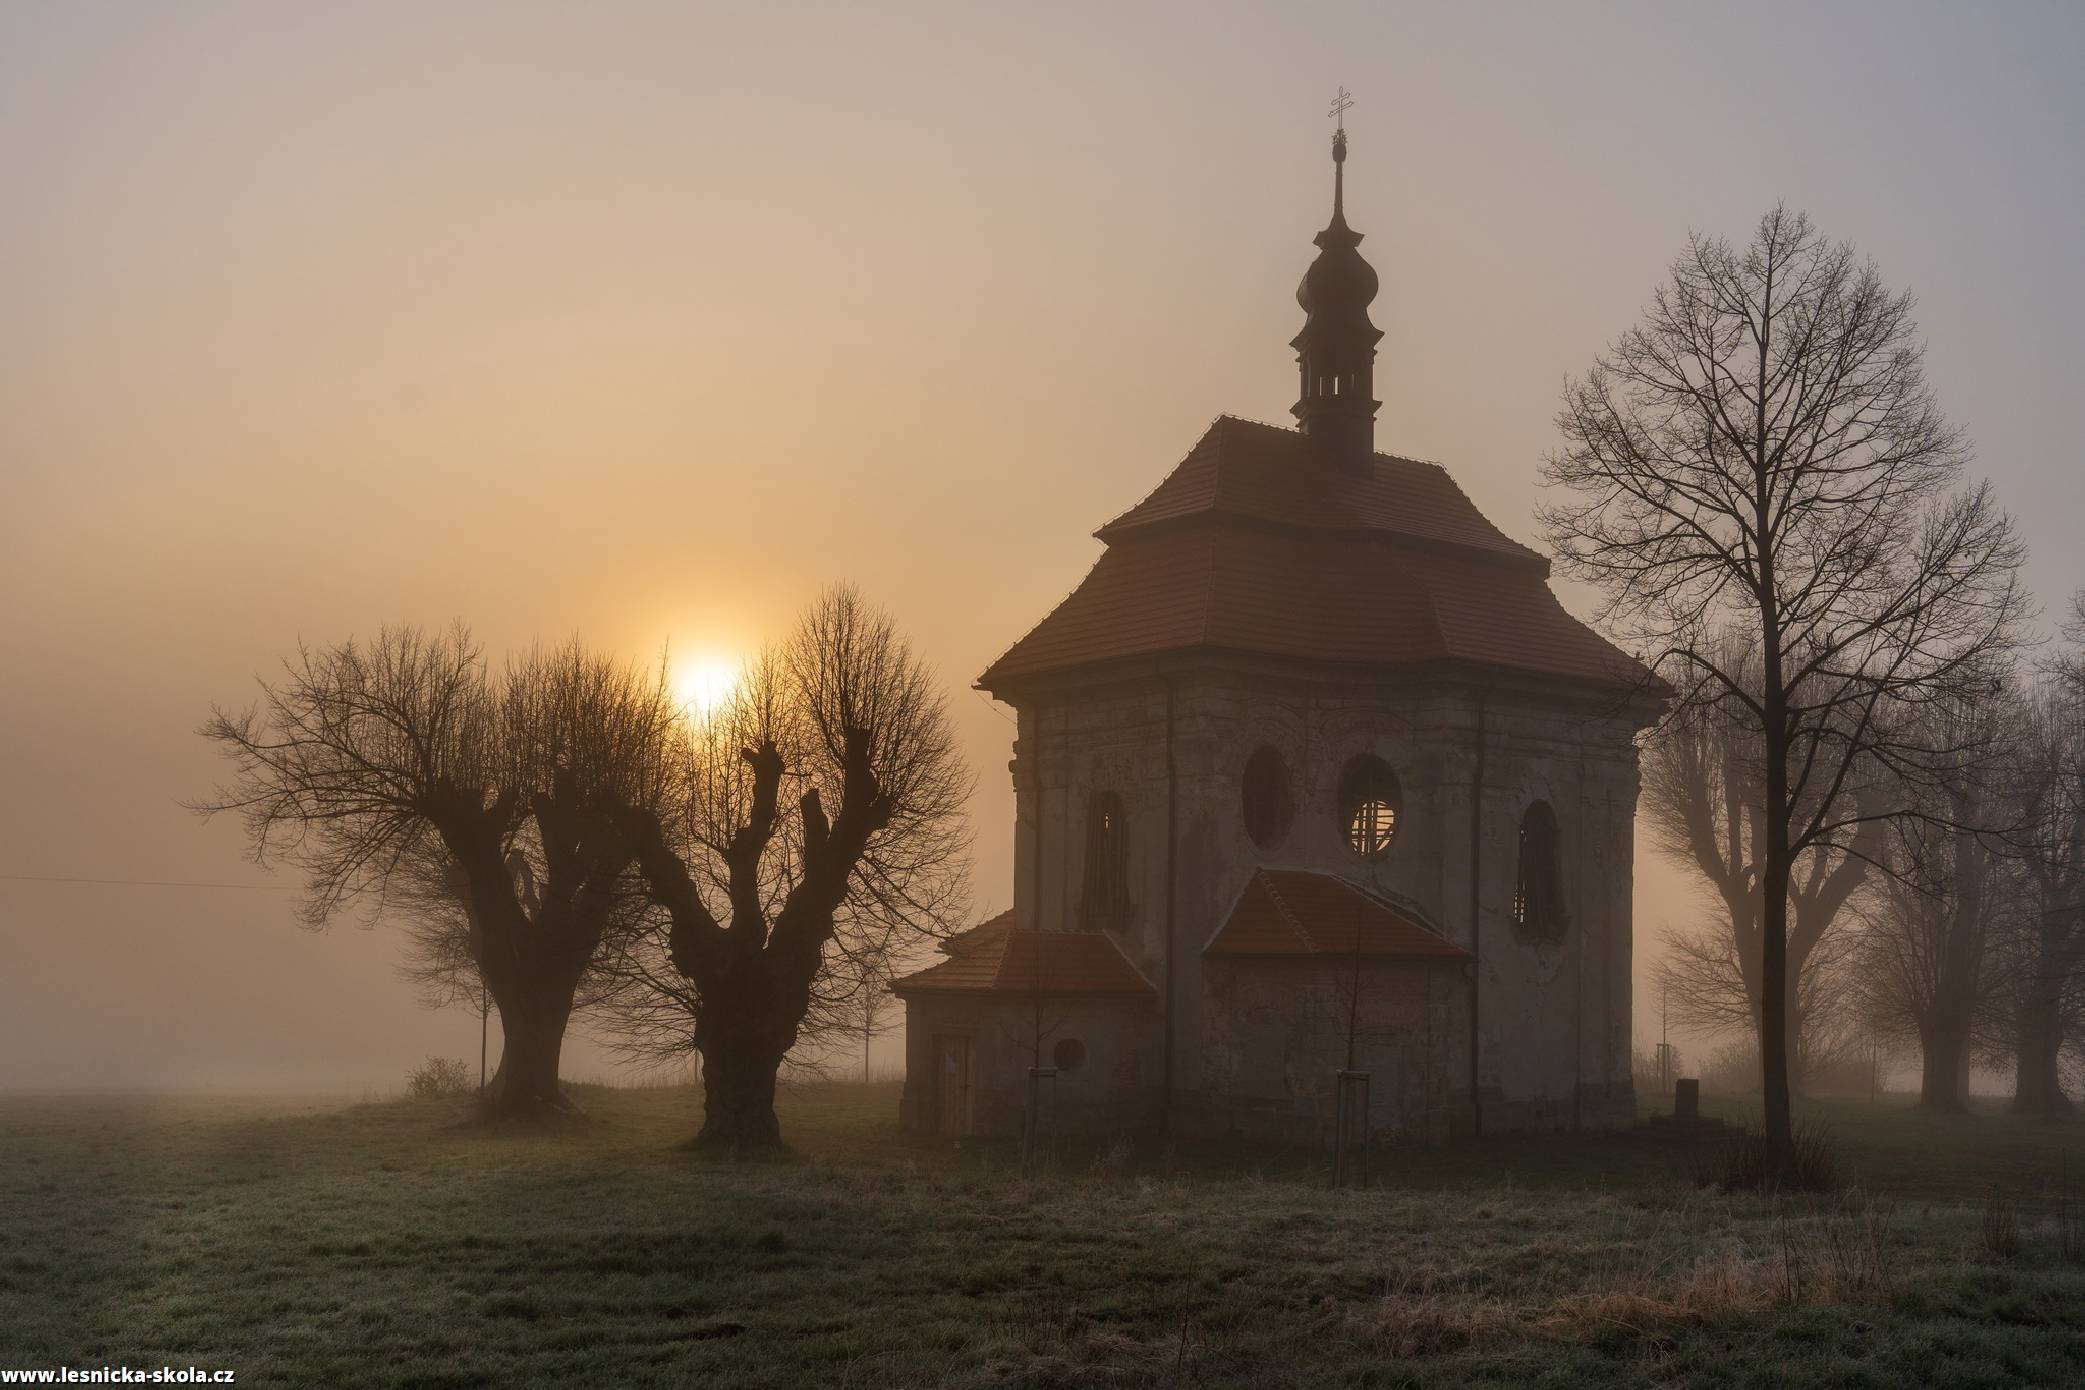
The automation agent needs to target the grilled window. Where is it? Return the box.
[1513,800,1567,940]
[1241,745,1294,848]
[1338,755,1401,860]
[1078,790,1132,930]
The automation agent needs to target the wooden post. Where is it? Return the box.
[1023,1066,1058,1175]
[1332,1069,1372,1188]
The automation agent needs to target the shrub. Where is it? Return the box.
[1695,1119,1839,1193]
[407,1056,474,1098]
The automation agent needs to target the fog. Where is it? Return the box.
[4,0,2082,1091]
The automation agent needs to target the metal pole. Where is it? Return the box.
[1024,1066,1057,1175]
[1332,1076,1347,1189]
[1333,1070,1372,1189]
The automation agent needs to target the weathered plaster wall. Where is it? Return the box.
[1467,694,1642,1131]
[1198,957,1469,1143]
[997,658,1644,1140]
[899,993,1163,1138]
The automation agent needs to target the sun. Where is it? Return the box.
[670,657,741,718]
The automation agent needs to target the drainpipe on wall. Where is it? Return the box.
[1575,892,1586,1130]
[1158,673,1178,1137]
[1030,704,1046,935]
[1468,685,1491,1137]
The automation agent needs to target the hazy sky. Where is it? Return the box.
[4,0,2081,1089]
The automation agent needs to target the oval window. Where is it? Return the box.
[1241,746,1294,847]
[1338,754,1401,860]
[1052,1038,1086,1073]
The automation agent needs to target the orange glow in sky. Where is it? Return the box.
[4,0,2082,1090]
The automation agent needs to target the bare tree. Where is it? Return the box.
[1644,654,1875,1090]
[195,628,674,1116]
[1852,696,2017,1109]
[1996,610,2085,1115]
[592,908,907,1085]
[1540,206,2027,1182]
[395,851,654,1090]
[848,956,899,1082]
[391,862,487,1013]
[607,587,972,1149]
[1655,914,1865,1086]
[387,860,499,1087]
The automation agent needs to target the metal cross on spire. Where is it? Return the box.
[1326,87,1353,211]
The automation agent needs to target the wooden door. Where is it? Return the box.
[933,1034,973,1136]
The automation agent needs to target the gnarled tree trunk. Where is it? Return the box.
[481,974,580,1116]
[694,1022,792,1150]
[686,943,812,1149]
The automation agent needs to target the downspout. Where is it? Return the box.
[1574,869,1585,1129]
[1468,685,1490,1137]
[1159,674,1178,1136]
[1030,703,1049,933]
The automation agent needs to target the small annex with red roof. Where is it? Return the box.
[1204,869,1472,961]
[895,118,1657,1146]
[893,912,1155,998]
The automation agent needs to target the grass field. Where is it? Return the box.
[4,1083,2083,1387]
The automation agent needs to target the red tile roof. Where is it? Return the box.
[981,520,1646,688]
[936,909,1015,957]
[979,416,1657,696]
[1097,416,1544,563]
[1204,869,1473,960]
[892,924,1154,997]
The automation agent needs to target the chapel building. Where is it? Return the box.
[893,123,1661,1145]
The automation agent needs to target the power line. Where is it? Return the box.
[971,687,1017,729]
[0,873,295,892]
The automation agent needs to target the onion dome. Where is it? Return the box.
[1290,126,1383,461]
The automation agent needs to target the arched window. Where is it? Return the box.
[1513,800,1566,940]
[1078,790,1132,930]
[1337,755,1401,860]
[1241,746,1294,848]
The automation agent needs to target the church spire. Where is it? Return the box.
[1291,91,1382,462]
